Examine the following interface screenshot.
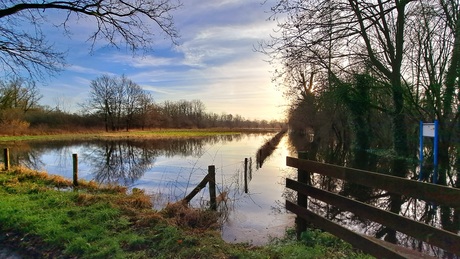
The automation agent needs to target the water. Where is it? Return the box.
[3,132,458,256]
[1,133,296,245]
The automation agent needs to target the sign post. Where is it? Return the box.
[419,120,439,183]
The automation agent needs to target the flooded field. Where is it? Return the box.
[0,132,296,245]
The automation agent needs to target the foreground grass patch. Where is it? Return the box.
[0,167,265,258]
[0,166,372,258]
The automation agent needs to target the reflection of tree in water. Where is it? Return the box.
[81,137,234,186]
[286,132,459,257]
[0,142,44,170]
[1,135,241,187]
[81,140,153,186]
[1,140,85,171]
[86,135,246,185]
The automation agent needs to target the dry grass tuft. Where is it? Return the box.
[116,188,153,210]
[79,180,99,190]
[132,211,164,228]
[47,175,73,188]
[100,184,128,194]
[162,201,220,230]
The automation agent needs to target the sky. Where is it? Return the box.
[38,0,288,121]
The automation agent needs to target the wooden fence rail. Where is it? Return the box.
[286,156,460,258]
[183,165,217,210]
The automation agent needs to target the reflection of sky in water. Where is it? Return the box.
[8,133,296,245]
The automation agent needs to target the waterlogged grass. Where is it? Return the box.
[0,166,373,258]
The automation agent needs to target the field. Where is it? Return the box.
[0,129,246,142]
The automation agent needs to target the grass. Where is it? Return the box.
[0,128,246,142]
[0,166,373,258]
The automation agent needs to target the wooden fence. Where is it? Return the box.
[286,155,460,258]
[183,165,217,210]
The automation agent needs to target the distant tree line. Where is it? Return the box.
[0,75,282,135]
[83,74,282,131]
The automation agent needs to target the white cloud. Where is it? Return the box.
[67,65,105,75]
[109,54,177,68]
[41,0,287,120]
[131,51,287,119]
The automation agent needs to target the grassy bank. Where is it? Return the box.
[0,166,372,258]
[0,129,247,142]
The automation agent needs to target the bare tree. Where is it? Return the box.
[122,75,145,131]
[0,77,42,133]
[136,93,156,129]
[0,0,181,79]
[263,0,460,245]
[404,0,460,186]
[87,74,152,131]
[0,77,41,112]
[263,0,414,168]
[88,74,117,131]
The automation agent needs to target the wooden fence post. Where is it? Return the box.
[208,165,217,210]
[3,148,9,171]
[244,158,249,193]
[72,153,78,186]
[296,151,309,239]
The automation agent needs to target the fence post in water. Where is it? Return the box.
[244,158,249,193]
[3,148,9,171]
[208,165,217,210]
[296,151,309,239]
[72,153,78,186]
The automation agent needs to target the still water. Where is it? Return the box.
[1,133,296,245]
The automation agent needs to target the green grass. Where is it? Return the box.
[0,166,373,258]
[269,229,373,259]
[0,129,243,142]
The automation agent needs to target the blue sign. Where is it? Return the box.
[419,120,439,183]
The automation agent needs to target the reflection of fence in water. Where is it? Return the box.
[286,156,460,258]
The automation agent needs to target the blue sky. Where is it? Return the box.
[38,0,287,121]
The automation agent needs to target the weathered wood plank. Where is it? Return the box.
[183,173,209,203]
[286,200,435,259]
[286,156,460,209]
[286,178,460,255]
